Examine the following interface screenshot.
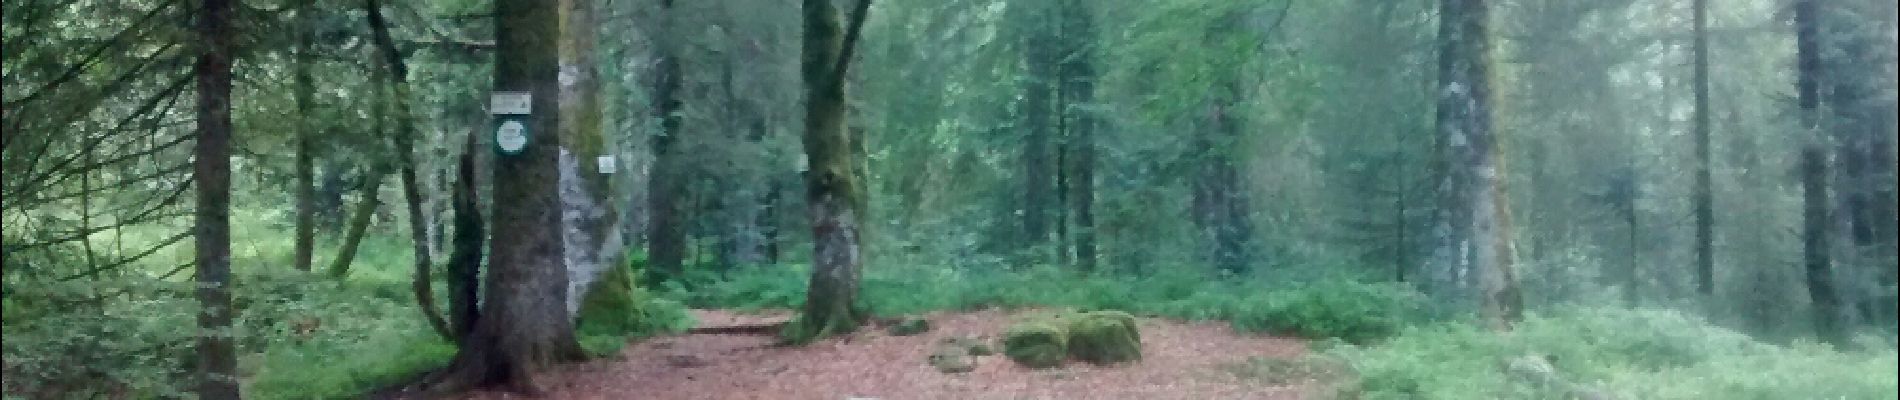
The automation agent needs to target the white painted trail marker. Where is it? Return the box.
[596,156,617,174]
[496,119,528,155]
[490,91,532,115]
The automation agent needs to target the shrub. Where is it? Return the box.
[1328,307,1900,400]
[1230,279,1424,343]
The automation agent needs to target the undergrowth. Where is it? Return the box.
[1328,307,1900,400]
[670,263,1424,344]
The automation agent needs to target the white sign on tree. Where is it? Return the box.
[491,91,532,156]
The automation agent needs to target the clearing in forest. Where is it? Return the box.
[459,309,1326,400]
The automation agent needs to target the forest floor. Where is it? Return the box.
[459,309,1326,400]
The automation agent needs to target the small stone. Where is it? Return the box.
[928,343,976,373]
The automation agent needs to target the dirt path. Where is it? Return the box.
[463,309,1318,400]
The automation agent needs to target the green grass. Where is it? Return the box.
[675,263,1425,344]
[1327,307,1900,400]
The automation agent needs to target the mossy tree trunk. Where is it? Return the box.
[327,169,385,278]
[1430,0,1521,330]
[292,6,318,273]
[784,0,874,345]
[424,0,585,392]
[644,0,689,287]
[365,0,452,341]
[559,0,629,319]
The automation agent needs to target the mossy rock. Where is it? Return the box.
[1002,321,1069,368]
[1066,311,1141,365]
[887,317,931,336]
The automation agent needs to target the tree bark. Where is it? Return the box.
[425,0,585,392]
[292,7,318,273]
[1020,2,1057,262]
[1793,0,1845,345]
[559,0,627,317]
[328,171,385,278]
[784,0,874,345]
[1432,0,1521,330]
[448,130,483,340]
[1690,0,1714,297]
[365,0,452,341]
[645,0,688,287]
[1059,0,1097,272]
[192,0,239,396]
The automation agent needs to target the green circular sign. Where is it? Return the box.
[495,117,530,155]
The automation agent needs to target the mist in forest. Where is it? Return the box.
[3,0,1896,398]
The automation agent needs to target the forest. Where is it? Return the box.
[2,0,1896,398]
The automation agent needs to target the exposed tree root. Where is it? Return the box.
[687,322,787,335]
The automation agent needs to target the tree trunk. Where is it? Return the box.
[559,0,627,317]
[328,171,385,278]
[784,0,874,345]
[645,0,688,287]
[192,0,239,396]
[365,0,452,341]
[1793,0,1845,345]
[447,130,483,340]
[1433,0,1521,330]
[1194,74,1253,275]
[292,7,318,273]
[1019,1,1057,263]
[1690,0,1714,297]
[425,0,585,392]
[1060,0,1097,273]
[316,158,351,232]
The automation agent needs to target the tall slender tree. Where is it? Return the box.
[784,0,874,344]
[1793,0,1845,345]
[1690,0,1714,297]
[645,0,689,286]
[1019,0,1058,261]
[291,6,319,273]
[191,0,239,397]
[1059,0,1098,272]
[364,0,451,340]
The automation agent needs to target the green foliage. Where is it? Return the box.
[235,270,451,399]
[246,331,453,400]
[1229,279,1426,344]
[689,263,1423,345]
[1329,307,1900,400]
[0,295,197,398]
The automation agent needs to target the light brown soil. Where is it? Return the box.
[461,309,1319,400]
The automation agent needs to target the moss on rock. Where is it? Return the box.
[1067,311,1142,364]
[1003,321,1069,368]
